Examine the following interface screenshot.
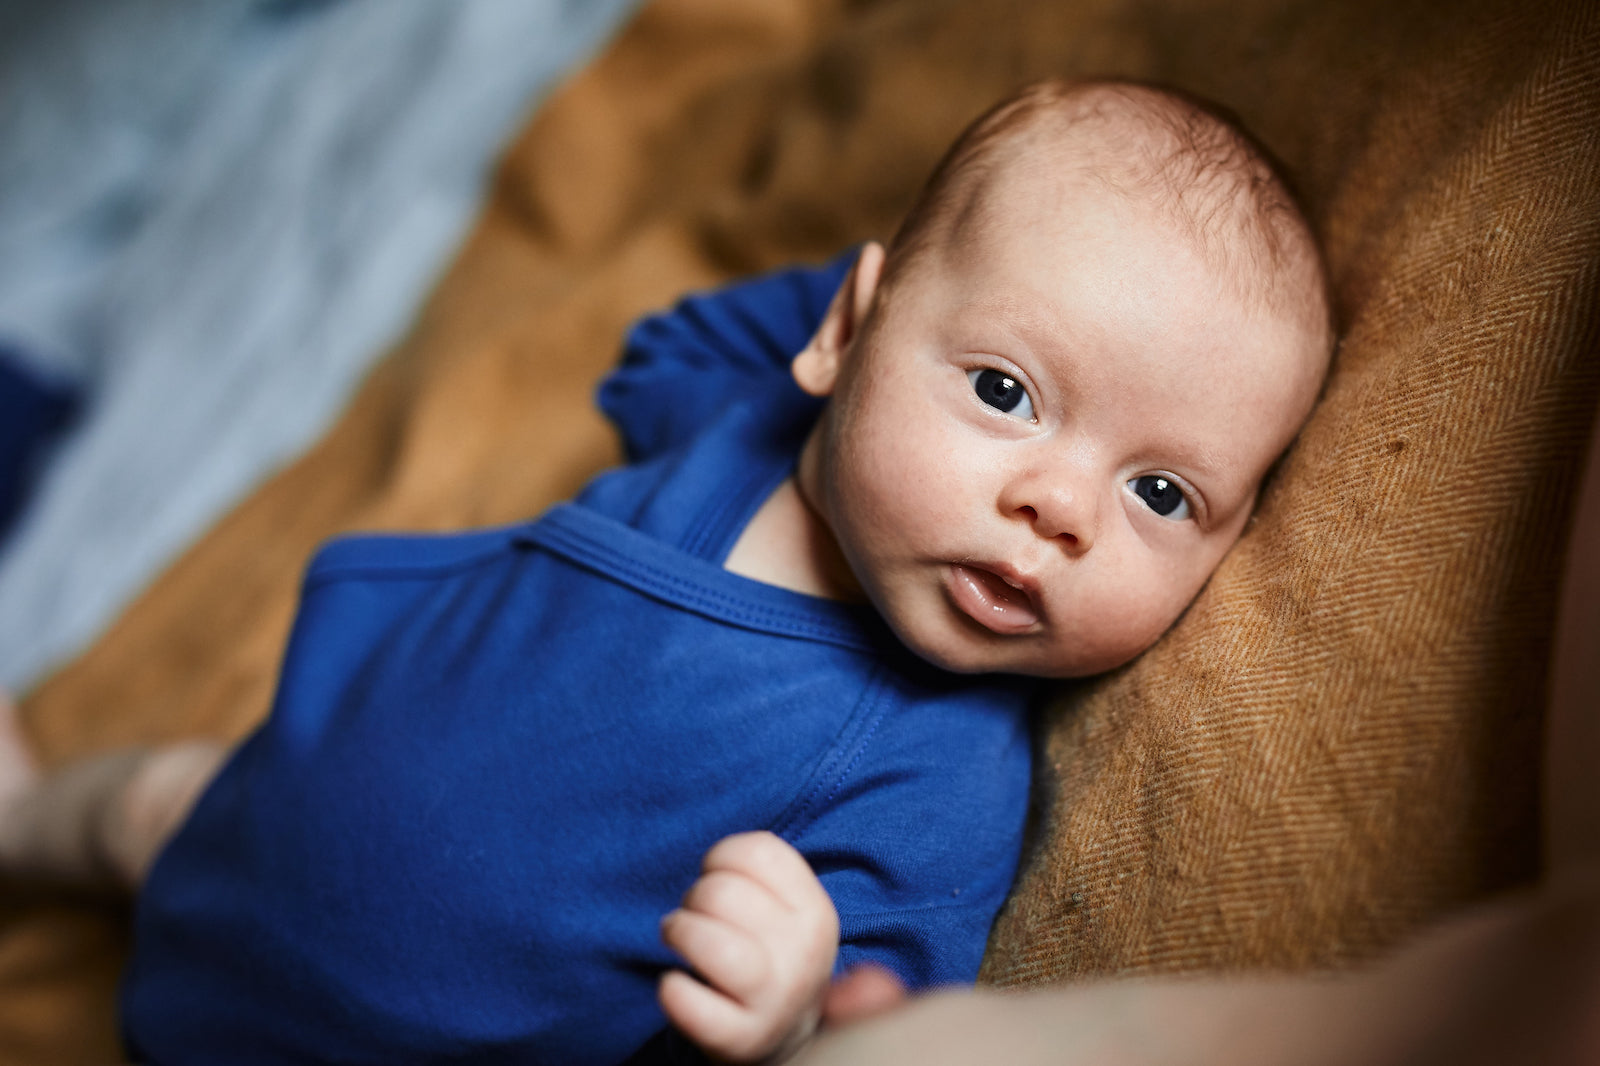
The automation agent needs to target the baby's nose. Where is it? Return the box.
[1005,476,1096,553]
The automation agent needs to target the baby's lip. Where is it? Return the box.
[945,562,1041,634]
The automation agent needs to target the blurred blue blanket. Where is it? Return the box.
[0,0,640,692]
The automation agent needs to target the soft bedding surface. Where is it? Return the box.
[6,0,1600,1060]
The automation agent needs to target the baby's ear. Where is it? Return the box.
[792,242,885,397]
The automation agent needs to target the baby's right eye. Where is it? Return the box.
[967,368,1035,420]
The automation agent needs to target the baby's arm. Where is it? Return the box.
[660,831,840,1063]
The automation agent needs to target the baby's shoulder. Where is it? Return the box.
[302,523,530,589]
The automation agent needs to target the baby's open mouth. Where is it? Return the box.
[946,564,1040,633]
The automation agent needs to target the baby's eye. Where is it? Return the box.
[1128,474,1190,520]
[967,368,1035,420]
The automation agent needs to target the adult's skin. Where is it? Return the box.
[795,405,1600,1066]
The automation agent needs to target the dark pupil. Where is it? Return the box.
[974,369,1023,412]
[1134,475,1182,516]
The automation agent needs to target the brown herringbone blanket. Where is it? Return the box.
[6,0,1599,1059]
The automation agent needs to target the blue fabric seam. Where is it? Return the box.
[302,543,514,592]
[573,538,840,632]
[525,509,876,649]
[836,897,1004,923]
[769,666,889,840]
[681,456,779,563]
[818,704,887,813]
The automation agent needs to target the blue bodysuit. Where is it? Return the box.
[120,256,1035,1065]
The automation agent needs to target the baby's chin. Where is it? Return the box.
[887,616,1111,680]
[883,601,1164,679]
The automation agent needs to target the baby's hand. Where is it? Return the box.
[660,831,839,1063]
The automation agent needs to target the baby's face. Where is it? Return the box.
[795,172,1326,678]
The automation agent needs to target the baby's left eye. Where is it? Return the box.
[1128,475,1190,520]
[967,368,1035,420]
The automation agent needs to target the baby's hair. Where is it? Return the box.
[883,78,1331,344]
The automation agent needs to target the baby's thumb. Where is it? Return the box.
[820,964,908,1028]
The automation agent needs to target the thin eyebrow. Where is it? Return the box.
[1175,444,1227,482]
[1152,444,1228,495]
[1173,458,1261,530]
[964,295,1070,355]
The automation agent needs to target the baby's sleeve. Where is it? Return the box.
[596,251,854,463]
[776,674,1036,991]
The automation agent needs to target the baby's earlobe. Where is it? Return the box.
[790,340,839,397]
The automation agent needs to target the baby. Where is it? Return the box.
[0,79,1330,1065]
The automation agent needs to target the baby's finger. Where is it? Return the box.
[821,963,909,1027]
[658,969,770,1063]
[701,832,834,918]
[681,868,789,935]
[661,906,771,1004]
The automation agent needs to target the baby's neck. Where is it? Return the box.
[723,477,863,601]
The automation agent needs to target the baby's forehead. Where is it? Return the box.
[950,91,1325,329]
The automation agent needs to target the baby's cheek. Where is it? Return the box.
[1073,579,1188,672]
[844,444,950,543]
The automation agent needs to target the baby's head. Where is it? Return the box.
[791,79,1332,679]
